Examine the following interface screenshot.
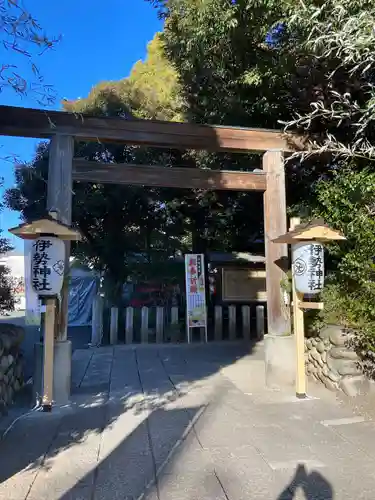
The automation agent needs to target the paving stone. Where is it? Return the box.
[331,420,375,460]
[2,343,375,500]
[157,471,227,500]
[214,461,287,500]
[99,406,151,460]
[0,415,61,500]
[94,451,155,500]
[71,350,93,389]
[27,403,106,500]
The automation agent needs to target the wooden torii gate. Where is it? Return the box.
[0,104,301,401]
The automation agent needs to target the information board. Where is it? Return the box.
[184,254,207,342]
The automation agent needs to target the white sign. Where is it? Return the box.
[292,242,324,295]
[25,241,41,325]
[31,236,65,296]
[184,254,207,335]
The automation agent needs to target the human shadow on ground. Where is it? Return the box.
[277,464,334,500]
[0,341,257,492]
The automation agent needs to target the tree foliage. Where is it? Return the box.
[310,169,375,349]
[284,0,375,160]
[63,35,182,121]
[147,0,375,349]
[5,0,375,350]
[5,36,191,303]
[0,181,14,314]
[5,29,265,306]
[0,235,14,314]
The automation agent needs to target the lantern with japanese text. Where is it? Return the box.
[272,218,346,399]
[273,218,346,297]
[8,215,82,298]
[292,242,324,295]
[31,236,65,296]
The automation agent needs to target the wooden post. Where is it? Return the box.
[169,306,179,343]
[47,135,74,341]
[256,305,265,340]
[228,305,236,341]
[125,307,134,344]
[171,306,179,326]
[263,151,290,336]
[110,307,119,345]
[214,306,223,341]
[290,216,307,398]
[242,305,251,341]
[156,307,164,344]
[141,307,149,344]
[91,295,103,346]
[42,297,56,411]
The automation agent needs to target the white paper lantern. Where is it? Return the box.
[31,236,65,296]
[292,242,324,295]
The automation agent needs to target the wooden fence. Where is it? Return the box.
[92,301,265,345]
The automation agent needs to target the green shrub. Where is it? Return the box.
[310,168,375,353]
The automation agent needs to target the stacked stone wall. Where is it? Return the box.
[305,325,370,396]
[0,324,24,413]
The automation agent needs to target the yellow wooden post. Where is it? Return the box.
[290,217,307,398]
[42,297,56,411]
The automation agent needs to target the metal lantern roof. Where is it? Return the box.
[8,215,82,241]
[272,218,346,244]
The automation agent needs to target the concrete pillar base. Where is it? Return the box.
[264,334,295,389]
[33,340,72,406]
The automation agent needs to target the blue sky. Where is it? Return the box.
[0,0,162,250]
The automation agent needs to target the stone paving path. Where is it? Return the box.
[1,341,375,499]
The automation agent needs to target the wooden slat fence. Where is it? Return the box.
[92,302,266,345]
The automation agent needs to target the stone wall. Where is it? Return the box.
[305,325,370,397]
[0,324,24,413]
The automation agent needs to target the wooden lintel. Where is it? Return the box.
[72,160,267,191]
[0,105,303,153]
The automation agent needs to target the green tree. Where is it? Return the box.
[0,180,15,314]
[63,34,182,121]
[309,169,375,357]
[5,142,191,304]
[147,0,375,351]
[0,234,14,314]
[5,35,193,304]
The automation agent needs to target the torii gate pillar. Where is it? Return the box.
[263,151,294,388]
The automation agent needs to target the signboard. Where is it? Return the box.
[222,268,267,302]
[292,242,325,295]
[25,240,41,325]
[31,236,65,296]
[184,254,207,341]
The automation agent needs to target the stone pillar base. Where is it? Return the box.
[265,334,295,389]
[33,340,72,406]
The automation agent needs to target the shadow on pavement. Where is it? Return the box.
[60,405,204,500]
[0,341,259,498]
[277,464,334,500]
